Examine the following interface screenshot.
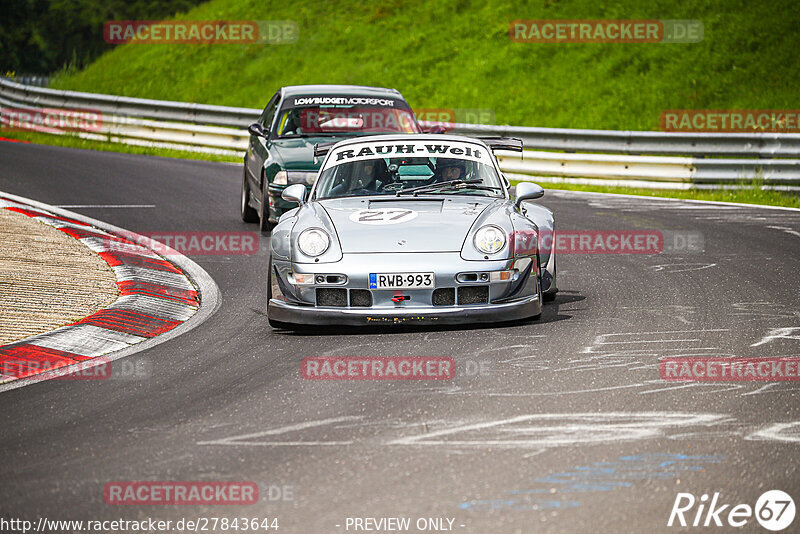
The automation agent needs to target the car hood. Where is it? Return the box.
[318,196,498,253]
[271,136,354,170]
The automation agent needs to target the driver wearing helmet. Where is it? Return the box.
[352,159,390,192]
[433,159,466,183]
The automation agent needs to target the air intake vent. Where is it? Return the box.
[432,288,455,306]
[316,288,347,307]
[349,289,373,307]
[457,286,489,305]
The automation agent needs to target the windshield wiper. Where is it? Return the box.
[439,185,502,194]
[395,179,481,197]
[396,179,502,196]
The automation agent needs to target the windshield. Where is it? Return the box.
[274,103,421,138]
[314,141,503,199]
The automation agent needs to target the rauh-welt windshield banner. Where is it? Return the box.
[323,141,493,169]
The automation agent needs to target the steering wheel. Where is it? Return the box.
[378,181,404,192]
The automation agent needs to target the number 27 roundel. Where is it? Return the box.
[349,209,418,225]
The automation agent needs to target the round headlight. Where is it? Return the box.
[297,228,330,257]
[473,225,506,255]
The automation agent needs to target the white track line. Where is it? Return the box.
[546,189,800,212]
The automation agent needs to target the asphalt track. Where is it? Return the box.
[1,142,800,533]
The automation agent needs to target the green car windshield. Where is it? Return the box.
[314,156,504,199]
[275,105,421,138]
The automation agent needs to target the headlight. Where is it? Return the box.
[288,171,317,186]
[297,228,330,257]
[473,225,507,255]
[273,170,288,185]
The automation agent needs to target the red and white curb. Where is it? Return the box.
[0,192,220,390]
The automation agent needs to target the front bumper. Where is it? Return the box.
[267,252,542,326]
[268,295,540,326]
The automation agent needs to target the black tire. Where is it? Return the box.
[266,258,295,330]
[241,168,259,223]
[259,177,277,233]
[530,254,543,321]
[543,254,557,302]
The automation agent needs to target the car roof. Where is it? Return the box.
[280,85,403,99]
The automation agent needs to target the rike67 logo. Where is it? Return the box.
[668,490,795,531]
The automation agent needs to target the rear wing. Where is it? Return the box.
[478,137,523,152]
[313,141,338,159]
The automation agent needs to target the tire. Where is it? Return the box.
[530,254,543,321]
[266,257,295,330]
[543,254,557,302]
[241,168,259,223]
[259,177,277,233]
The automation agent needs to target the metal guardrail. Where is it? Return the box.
[2,77,799,187]
[12,76,50,88]
[445,122,800,158]
[0,77,259,128]
[496,151,800,185]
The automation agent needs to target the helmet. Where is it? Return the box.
[434,159,466,181]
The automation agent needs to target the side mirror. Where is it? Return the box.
[248,122,266,138]
[514,182,544,207]
[281,183,307,205]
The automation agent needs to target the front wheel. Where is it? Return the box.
[259,179,277,233]
[530,254,543,321]
[241,168,259,223]
[543,253,557,302]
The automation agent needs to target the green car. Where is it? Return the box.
[241,85,423,231]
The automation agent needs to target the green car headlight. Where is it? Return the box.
[273,171,288,185]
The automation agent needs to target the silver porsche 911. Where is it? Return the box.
[266,134,556,328]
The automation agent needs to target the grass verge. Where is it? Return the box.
[49,0,800,131]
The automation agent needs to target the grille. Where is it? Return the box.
[457,286,489,305]
[349,289,373,307]
[316,288,347,307]
[432,288,456,306]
